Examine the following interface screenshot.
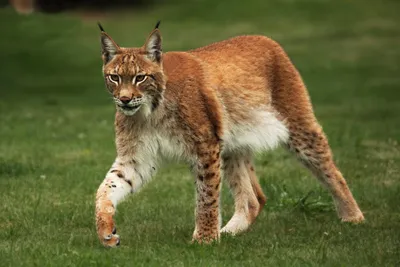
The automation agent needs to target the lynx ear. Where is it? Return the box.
[144,21,162,63]
[98,23,120,64]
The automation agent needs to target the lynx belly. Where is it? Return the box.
[222,110,289,154]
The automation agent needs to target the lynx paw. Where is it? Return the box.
[341,212,365,224]
[100,227,120,248]
[192,229,220,244]
[220,213,250,235]
[96,205,120,248]
[337,205,365,224]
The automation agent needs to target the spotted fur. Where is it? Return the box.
[95,24,364,247]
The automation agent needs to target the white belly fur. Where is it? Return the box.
[222,110,289,154]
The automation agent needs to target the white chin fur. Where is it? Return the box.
[117,106,140,116]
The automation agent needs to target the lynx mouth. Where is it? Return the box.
[118,104,141,115]
[121,104,141,110]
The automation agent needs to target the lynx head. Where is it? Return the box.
[99,21,166,116]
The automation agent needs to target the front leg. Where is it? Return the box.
[95,158,150,247]
[192,142,222,244]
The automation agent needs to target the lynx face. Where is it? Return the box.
[100,27,165,116]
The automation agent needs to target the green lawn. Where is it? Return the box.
[1,0,400,266]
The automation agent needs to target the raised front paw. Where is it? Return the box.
[97,212,121,248]
[96,199,121,248]
[100,227,120,248]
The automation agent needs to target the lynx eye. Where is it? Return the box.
[135,75,146,83]
[108,74,120,83]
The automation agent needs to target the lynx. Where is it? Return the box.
[95,22,364,247]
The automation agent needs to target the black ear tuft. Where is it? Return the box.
[97,22,105,32]
[154,20,161,29]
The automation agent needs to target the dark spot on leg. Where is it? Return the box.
[198,175,204,181]
[204,163,210,169]
[205,199,216,207]
[205,172,215,179]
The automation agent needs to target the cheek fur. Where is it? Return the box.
[137,79,152,91]
[105,81,118,94]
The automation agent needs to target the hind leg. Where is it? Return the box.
[287,124,364,222]
[221,154,264,235]
[246,157,267,215]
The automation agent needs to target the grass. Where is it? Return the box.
[0,0,400,266]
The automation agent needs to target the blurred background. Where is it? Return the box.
[0,0,399,266]
[5,0,149,13]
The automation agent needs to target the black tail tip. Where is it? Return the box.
[154,20,161,29]
[97,22,105,32]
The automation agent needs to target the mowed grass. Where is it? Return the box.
[1,0,400,266]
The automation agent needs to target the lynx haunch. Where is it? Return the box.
[95,22,364,247]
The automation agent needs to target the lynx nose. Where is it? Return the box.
[119,96,132,104]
